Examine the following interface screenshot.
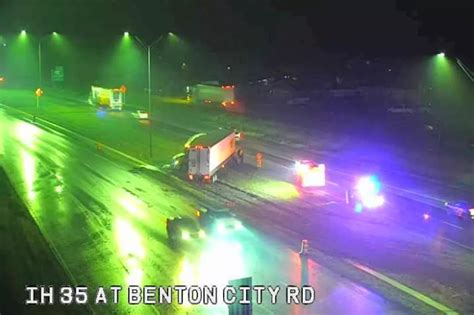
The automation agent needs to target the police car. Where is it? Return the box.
[444,200,474,220]
[195,207,243,234]
[346,176,385,212]
[166,217,206,246]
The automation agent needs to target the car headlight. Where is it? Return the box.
[198,230,206,239]
[182,230,190,240]
[217,222,226,233]
[235,221,243,230]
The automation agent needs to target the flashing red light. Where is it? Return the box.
[222,85,234,89]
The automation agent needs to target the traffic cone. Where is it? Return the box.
[299,239,309,255]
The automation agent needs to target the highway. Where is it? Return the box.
[0,108,408,314]
[0,89,472,314]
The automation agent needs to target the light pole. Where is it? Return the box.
[20,30,58,119]
[133,33,168,159]
[38,32,58,87]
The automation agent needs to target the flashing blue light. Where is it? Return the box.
[355,175,384,209]
[96,109,107,118]
[356,176,381,196]
[355,203,363,213]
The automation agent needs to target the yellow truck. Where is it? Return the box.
[88,85,124,111]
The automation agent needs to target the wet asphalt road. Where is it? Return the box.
[0,91,472,313]
[0,108,409,314]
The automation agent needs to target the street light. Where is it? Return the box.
[133,33,169,158]
[20,31,61,120]
[437,52,445,57]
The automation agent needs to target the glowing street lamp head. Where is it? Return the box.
[124,31,130,37]
[437,52,445,57]
[20,30,27,36]
[52,31,58,35]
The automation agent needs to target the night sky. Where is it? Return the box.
[0,0,472,61]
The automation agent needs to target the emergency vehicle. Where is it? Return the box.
[346,176,385,211]
[294,160,326,188]
[88,85,124,111]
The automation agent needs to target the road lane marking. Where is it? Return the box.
[347,259,459,315]
[441,237,474,252]
[442,221,463,230]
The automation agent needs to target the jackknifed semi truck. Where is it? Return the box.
[173,130,242,183]
[188,82,236,107]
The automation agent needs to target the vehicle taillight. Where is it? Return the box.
[188,174,194,180]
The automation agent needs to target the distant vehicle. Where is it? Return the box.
[88,85,124,111]
[294,160,326,188]
[387,104,431,114]
[189,82,236,107]
[132,110,149,120]
[0,76,5,85]
[287,97,310,105]
[387,104,415,114]
[174,130,241,183]
[195,207,243,233]
[346,176,385,212]
[166,217,206,245]
[444,200,474,220]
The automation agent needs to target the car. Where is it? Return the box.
[444,200,474,220]
[195,207,243,233]
[166,217,206,245]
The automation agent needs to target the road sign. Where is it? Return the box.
[51,66,64,82]
[35,88,43,97]
[228,277,252,315]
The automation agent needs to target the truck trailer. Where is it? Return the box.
[88,85,124,111]
[189,82,235,107]
[185,130,240,182]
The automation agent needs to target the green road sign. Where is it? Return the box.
[228,277,252,315]
[51,66,64,82]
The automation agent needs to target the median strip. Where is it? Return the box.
[346,259,458,315]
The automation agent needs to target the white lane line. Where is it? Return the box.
[442,221,463,230]
[347,259,459,315]
[441,237,474,252]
